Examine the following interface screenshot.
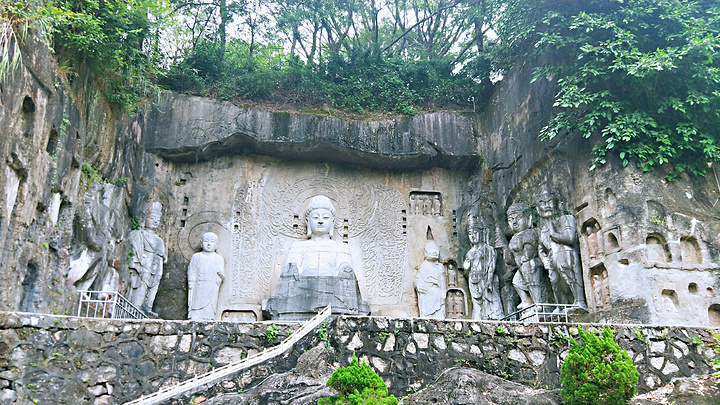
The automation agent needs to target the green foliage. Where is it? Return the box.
[5,0,162,109]
[261,324,280,343]
[49,0,163,109]
[560,328,639,405]
[80,163,104,186]
[711,329,720,374]
[319,352,398,405]
[0,1,42,82]
[318,321,330,349]
[527,0,720,178]
[161,38,481,115]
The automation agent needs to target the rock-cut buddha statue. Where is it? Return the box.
[264,195,370,320]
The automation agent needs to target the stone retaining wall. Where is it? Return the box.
[0,312,300,404]
[332,317,716,397]
[0,312,716,404]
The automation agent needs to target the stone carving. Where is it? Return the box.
[590,266,609,308]
[415,242,446,318]
[584,221,602,260]
[536,189,588,311]
[446,261,459,287]
[229,172,406,308]
[504,203,549,309]
[446,289,467,319]
[409,191,442,216]
[265,195,369,319]
[187,232,225,320]
[66,183,124,292]
[128,202,166,316]
[432,195,441,216]
[463,215,503,320]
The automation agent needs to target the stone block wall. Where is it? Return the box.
[0,312,716,404]
[0,312,301,404]
[331,317,716,397]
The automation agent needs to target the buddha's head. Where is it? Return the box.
[201,232,219,252]
[305,195,336,238]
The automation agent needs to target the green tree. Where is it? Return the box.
[527,0,720,178]
[560,328,639,405]
[319,352,399,405]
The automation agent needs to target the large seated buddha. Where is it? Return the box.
[264,195,370,320]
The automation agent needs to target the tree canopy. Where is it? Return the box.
[2,0,719,176]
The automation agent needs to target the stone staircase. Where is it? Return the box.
[124,305,332,405]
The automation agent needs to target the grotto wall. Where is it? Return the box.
[474,60,720,326]
[0,34,165,317]
[1,28,720,327]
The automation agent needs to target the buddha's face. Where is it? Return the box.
[507,210,529,233]
[202,234,218,252]
[308,208,334,236]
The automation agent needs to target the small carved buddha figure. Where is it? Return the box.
[265,195,369,319]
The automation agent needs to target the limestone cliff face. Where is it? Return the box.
[144,94,477,170]
[1,34,719,326]
[0,36,156,314]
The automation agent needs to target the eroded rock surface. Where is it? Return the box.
[631,375,720,405]
[403,367,561,405]
[144,94,477,170]
[203,344,336,405]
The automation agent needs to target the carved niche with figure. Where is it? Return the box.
[227,170,408,315]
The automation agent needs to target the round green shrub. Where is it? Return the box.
[319,352,398,405]
[560,327,639,405]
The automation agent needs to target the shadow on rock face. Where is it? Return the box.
[403,368,561,405]
[203,344,336,405]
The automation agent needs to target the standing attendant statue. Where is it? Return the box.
[536,189,588,311]
[505,203,548,309]
[415,242,446,318]
[463,216,503,320]
[187,232,225,320]
[128,202,166,316]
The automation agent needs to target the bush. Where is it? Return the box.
[560,327,639,405]
[319,352,398,405]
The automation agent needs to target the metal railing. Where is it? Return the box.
[124,304,332,405]
[501,303,579,323]
[76,290,147,320]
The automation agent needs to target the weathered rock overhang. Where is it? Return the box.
[144,94,479,170]
[0,312,714,404]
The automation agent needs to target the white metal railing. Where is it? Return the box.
[124,304,332,405]
[501,303,579,323]
[77,290,147,320]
